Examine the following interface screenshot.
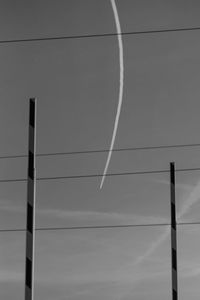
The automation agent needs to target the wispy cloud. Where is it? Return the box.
[100,0,124,189]
[132,179,200,268]
[37,207,167,225]
[0,270,23,282]
[153,178,193,192]
[133,227,170,267]
[0,199,24,213]
[177,180,200,219]
[182,265,200,278]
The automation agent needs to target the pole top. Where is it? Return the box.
[30,98,37,103]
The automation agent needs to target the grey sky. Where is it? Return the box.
[1,0,200,299]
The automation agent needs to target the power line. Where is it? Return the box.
[0,224,170,232]
[38,170,168,181]
[1,142,200,160]
[1,26,200,45]
[0,170,171,184]
[1,167,200,184]
[0,221,200,233]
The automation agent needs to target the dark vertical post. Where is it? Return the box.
[25,99,37,300]
[170,162,178,300]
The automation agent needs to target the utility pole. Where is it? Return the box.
[170,162,178,300]
[25,98,37,300]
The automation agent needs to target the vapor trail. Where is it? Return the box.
[133,179,200,267]
[100,0,124,189]
[133,227,170,267]
[177,180,200,219]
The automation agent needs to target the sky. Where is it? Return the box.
[1,0,200,299]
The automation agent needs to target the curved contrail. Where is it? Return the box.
[100,0,124,189]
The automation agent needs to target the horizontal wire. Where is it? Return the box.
[0,221,200,233]
[37,170,169,181]
[0,224,170,232]
[0,170,171,183]
[1,142,200,160]
[1,167,200,183]
[1,26,200,45]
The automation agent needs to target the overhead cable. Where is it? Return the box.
[0,221,200,233]
[1,26,200,45]
[0,167,200,184]
[1,142,200,160]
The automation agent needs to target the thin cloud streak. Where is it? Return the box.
[100,0,124,189]
[177,180,200,219]
[133,179,200,267]
[37,208,167,223]
[133,227,170,267]
[0,270,24,282]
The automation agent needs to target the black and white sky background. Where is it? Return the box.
[1,0,200,299]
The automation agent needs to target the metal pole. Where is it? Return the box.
[25,98,37,300]
[170,162,178,300]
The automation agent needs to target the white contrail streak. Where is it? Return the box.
[177,180,200,219]
[133,179,200,267]
[133,227,170,267]
[100,0,124,189]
